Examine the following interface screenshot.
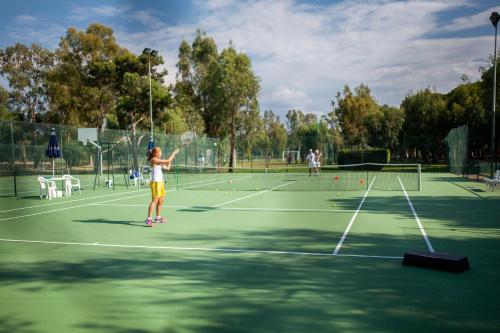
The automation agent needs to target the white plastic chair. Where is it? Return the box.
[485,170,500,191]
[62,174,81,195]
[37,176,57,200]
[129,170,145,186]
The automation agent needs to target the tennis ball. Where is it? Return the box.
[215,188,218,191]
[332,202,336,207]
[337,192,341,197]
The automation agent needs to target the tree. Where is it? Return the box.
[115,56,172,170]
[334,84,379,147]
[364,105,404,149]
[0,43,53,122]
[172,40,204,134]
[401,88,447,161]
[286,109,306,150]
[46,24,124,128]
[204,44,260,168]
[238,107,264,160]
[479,56,500,158]
[222,46,260,168]
[263,110,287,157]
[480,53,500,120]
[0,86,14,120]
[446,82,487,157]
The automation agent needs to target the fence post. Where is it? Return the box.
[10,120,17,197]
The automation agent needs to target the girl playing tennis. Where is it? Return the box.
[145,146,179,227]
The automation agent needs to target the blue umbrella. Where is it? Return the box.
[147,136,154,160]
[46,128,61,177]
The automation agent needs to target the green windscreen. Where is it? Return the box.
[444,125,468,175]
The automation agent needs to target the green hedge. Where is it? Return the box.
[338,149,390,165]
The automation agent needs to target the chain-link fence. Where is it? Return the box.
[0,120,226,197]
[0,120,348,197]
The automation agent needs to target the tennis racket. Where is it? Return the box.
[179,130,196,148]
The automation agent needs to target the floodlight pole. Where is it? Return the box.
[148,56,153,139]
[490,12,499,178]
[143,48,157,141]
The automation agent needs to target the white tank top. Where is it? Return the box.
[151,164,163,182]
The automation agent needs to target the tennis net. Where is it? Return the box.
[167,163,421,191]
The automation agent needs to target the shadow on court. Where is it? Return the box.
[73,218,149,228]
[0,316,39,333]
[0,230,498,333]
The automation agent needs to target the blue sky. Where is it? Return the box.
[1,0,499,118]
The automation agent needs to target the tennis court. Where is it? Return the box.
[0,170,499,332]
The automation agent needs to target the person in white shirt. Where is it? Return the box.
[315,149,322,176]
[306,149,316,176]
[145,147,179,227]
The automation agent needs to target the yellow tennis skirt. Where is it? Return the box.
[150,181,165,198]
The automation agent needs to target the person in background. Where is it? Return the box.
[315,149,322,176]
[306,149,316,176]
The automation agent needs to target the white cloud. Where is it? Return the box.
[265,85,310,111]
[5,0,494,118]
[194,0,236,10]
[69,4,131,21]
[442,6,500,32]
[129,10,166,30]
[9,16,66,48]
[15,15,36,23]
[188,0,491,116]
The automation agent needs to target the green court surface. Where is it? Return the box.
[0,173,499,332]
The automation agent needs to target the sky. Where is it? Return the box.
[0,0,499,119]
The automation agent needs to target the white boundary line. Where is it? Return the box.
[212,181,296,207]
[397,176,434,253]
[92,203,357,213]
[0,189,149,214]
[0,176,253,222]
[0,238,402,259]
[332,176,376,255]
[337,253,402,259]
[0,193,149,222]
[0,174,244,214]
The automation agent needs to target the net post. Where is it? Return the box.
[112,145,115,190]
[59,123,63,178]
[10,120,17,197]
[366,164,369,190]
[175,163,179,190]
[418,164,422,191]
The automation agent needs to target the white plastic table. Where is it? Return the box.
[47,177,70,197]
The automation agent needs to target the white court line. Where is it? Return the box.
[0,238,402,259]
[336,253,402,259]
[332,176,376,255]
[397,176,434,253]
[0,193,149,222]
[93,203,356,213]
[0,176,252,222]
[212,181,296,208]
[0,174,244,214]
[0,189,148,214]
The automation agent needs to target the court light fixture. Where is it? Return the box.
[489,12,499,178]
[142,48,158,139]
